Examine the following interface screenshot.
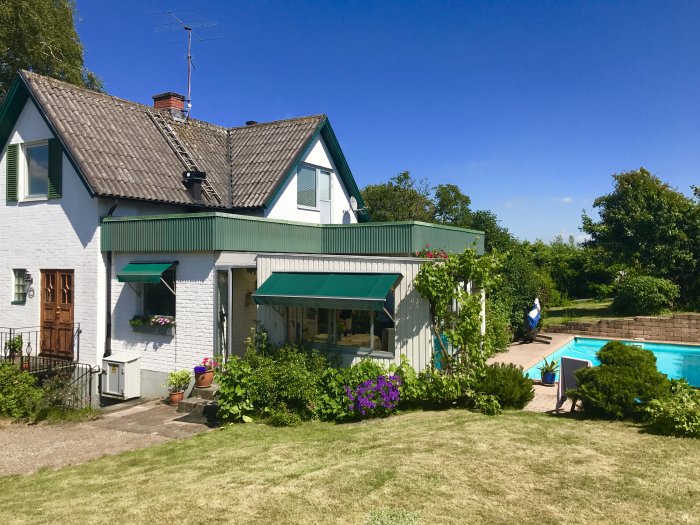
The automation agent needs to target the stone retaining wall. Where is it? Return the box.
[546,313,700,343]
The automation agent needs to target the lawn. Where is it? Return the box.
[2,411,699,525]
[544,299,622,326]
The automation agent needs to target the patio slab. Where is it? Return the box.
[488,333,575,413]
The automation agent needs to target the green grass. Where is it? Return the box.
[544,299,621,326]
[2,410,699,524]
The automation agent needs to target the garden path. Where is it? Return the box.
[0,400,212,476]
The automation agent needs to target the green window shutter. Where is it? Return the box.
[6,143,18,202]
[297,165,316,207]
[48,138,62,199]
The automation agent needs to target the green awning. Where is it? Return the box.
[117,262,174,283]
[253,272,402,311]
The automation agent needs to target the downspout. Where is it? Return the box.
[103,201,119,358]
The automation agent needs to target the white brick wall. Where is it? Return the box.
[110,252,216,373]
[0,100,104,367]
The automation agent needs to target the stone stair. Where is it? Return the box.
[177,384,219,419]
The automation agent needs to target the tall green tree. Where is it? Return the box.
[0,0,102,98]
[582,168,699,305]
[362,171,434,222]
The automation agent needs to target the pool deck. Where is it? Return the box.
[488,333,575,413]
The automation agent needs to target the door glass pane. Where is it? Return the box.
[319,170,331,201]
[45,273,56,303]
[27,145,49,196]
[217,270,229,356]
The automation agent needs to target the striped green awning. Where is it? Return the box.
[253,272,402,311]
[117,262,174,283]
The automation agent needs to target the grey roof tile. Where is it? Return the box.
[21,71,325,209]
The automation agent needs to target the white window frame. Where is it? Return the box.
[12,269,27,304]
[296,163,333,211]
[22,140,50,201]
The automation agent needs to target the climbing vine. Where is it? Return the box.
[415,248,502,376]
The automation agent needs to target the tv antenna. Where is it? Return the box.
[155,10,221,116]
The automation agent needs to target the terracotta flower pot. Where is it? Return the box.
[195,370,215,388]
[169,391,184,405]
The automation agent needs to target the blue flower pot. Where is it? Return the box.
[541,371,556,386]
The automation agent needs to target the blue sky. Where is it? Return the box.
[74,1,700,242]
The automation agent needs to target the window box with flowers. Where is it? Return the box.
[129,315,176,336]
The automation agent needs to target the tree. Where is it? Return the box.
[433,184,471,226]
[467,209,516,253]
[362,171,434,222]
[582,168,699,305]
[0,0,102,98]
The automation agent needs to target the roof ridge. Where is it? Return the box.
[229,114,326,131]
[21,70,325,132]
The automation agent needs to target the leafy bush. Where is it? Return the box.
[245,343,329,422]
[217,356,255,423]
[476,363,534,409]
[646,380,700,438]
[318,359,387,421]
[165,370,191,393]
[472,393,502,416]
[267,407,303,427]
[612,275,680,315]
[0,362,43,419]
[569,341,670,420]
[484,298,513,356]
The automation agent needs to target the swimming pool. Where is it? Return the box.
[524,337,700,387]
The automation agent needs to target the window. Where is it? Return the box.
[25,143,49,198]
[13,269,27,303]
[290,292,396,353]
[297,165,317,207]
[319,170,331,201]
[143,268,176,317]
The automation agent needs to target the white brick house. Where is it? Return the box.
[0,71,484,399]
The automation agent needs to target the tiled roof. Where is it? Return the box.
[20,71,325,208]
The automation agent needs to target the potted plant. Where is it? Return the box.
[193,356,219,388]
[165,369,191,405]
[538,357,559,386]
[4,335,22,361]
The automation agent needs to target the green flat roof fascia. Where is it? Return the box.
[101,212,484,255]
[253,272,401,311]
[117,262,174,283]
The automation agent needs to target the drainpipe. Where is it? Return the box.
[103,201,118,358]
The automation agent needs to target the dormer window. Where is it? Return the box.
[25,142,49,198]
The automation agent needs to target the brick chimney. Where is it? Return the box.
[152,92,185,111]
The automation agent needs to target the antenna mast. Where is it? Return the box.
[152,10,223,117]
[185,23,193,114]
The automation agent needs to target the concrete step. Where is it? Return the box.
[190,384,219,400]
[176,397,217,417]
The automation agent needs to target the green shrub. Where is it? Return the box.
[476,363,534,410]
[472,393,502,416]
[267,407,303,427]
[569,341,670,420]
[646,380,700,438]
[319,359,387,421]
[0,362,43,419]
[484,298,513,356]
[246,343,329,421]
[216,356,255,423]
[612,275,680,315]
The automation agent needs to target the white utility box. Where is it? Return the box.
[101,356,141,400]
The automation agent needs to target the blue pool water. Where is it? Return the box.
[525,338,700,387]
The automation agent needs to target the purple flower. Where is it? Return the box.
[193,365,207,374]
